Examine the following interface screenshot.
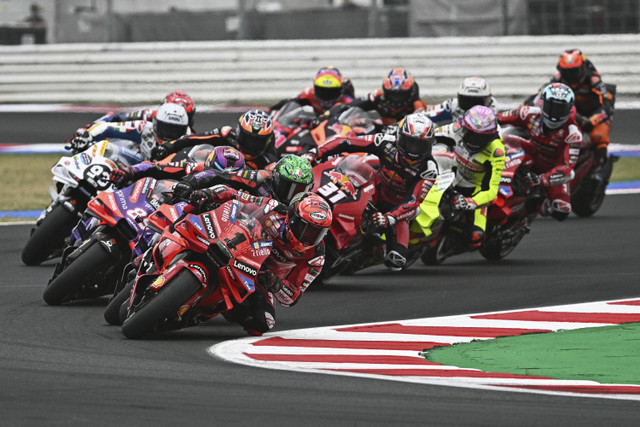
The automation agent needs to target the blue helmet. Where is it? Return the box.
[540,83,575,130]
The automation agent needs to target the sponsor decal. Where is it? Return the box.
[201,213,217,239]
[237,272,255,292]
[229,200,238,224]
[309,211,328,222]
[188,216,204,233]
[233,259,258,277]
[304,273,316,283]
[308,255,325,267]
[253,241,273,249]
[271,247,289,263]
[141,178,151,197]
[226,265,236,280]
[130,180,144,203]
[189,263,208,283]
[338,213,355,221]
[80,153,92,165]
[106,193,119,213]
[116,190,128,210]
[150,276,165,290]
[148,197,161,210]
[195,234,211,246]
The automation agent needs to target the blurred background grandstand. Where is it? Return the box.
[1,0,639,44]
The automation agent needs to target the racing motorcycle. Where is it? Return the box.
[120,198,275,339]
[43,177,179,306]
[21,139,142,266]
[310,154,382,281]
[418,138,542,265]
[272,101,382,158]
[103,200,188,325]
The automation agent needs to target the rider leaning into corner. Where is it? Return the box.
[497,83,582,221]
[305,112,439,270]
[190,187,332,336]
[433,105,506,249]
[149,109,280,169]
[351,67,428,126]
[426,76,499,125]
[268,66,355,115]
[66,102,191,163]
[527,49,614,163]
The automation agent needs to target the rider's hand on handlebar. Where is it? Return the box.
[258,270,282,293]
[372,212,397,229]
[451,194,478,211]
[109,167,135,188]
[189,189,213,208]
[172,182,194,200]
[65,128,93,152]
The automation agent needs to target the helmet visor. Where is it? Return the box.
[315,85,342,102]
[289,214,329,248]
[155,121,188,142]
[462,128,494,153]
[272,172,313,204]
[384,89,411,107]
[542,98,572,123]
[559,67,584,84]
[398,133,432,160]
[458,94,488,112]
[236,128,271,157]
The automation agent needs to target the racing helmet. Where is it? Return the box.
[286,192,333,253]
[163,90,196,128]
[556,49,587,85]
[153,102,189,143]
[270,155,314,204]
[540,83,575,131]
[314,66,344,110]
[236,110,274,158]
[457,77,492,111]
[204,145,245,172]
[396,113,436,164]
[382,68,416,109]
[460,105,499,153]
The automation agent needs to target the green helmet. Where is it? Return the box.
[270,155,314,204]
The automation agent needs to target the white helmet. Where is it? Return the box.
[153,103,188,143]
[457,77,492,112]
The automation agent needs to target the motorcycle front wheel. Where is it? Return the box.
[43,241,112,305]
[121,270,202,339]
[104,279,135,326]
[22,204,77,266]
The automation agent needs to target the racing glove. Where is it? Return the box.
[150,145,169,161]
[66,128,93,153]
[171,181,194,200]
[109,167,136,188]
[575,114,594,133]
[301,148,318,165]
[372,212,397,229]
[189,185,237,207]
[451,194,478,211]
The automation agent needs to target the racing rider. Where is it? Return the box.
[497,83,582,221]
[352,67,427,125]
[150,109,278,169]
[307,112,439,269]
[269,66,355,114]
[433,105,505,248]
[550,49,614,161]
[190,186,332,336]
[426,77,498,125]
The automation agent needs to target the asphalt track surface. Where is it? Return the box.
[1,112,639,425]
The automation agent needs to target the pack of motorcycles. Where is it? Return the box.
[21,99,616,339]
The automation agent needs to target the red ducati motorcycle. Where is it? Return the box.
[121,198,276,339]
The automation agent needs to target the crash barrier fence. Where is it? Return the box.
[1,33,640,106]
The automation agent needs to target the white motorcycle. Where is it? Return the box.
[21,139,143,265]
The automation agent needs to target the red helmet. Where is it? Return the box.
[556,49,587,85]
[163,90,195,127]
[382,68,416,109]
[285,193,332,253]
[396,113,435,163]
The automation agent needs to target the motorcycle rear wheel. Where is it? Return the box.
[104,279,135,326]
[571,181,606,217]
[121,270,202,339]
[21,204,77,266]
[421,236,450,266]
[43,241,112,305]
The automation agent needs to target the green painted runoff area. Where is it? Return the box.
[422,323,640,385]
